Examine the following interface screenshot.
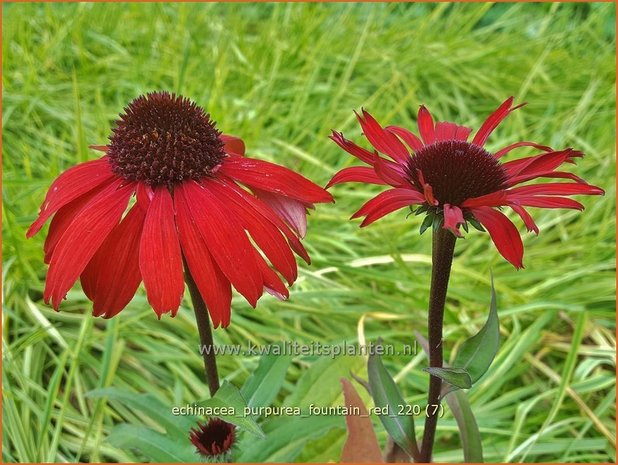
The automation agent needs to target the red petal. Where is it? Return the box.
[472,97,526,147]
[505,195,584,210]
[417,169,438,205]
[355,110,409,163]
[217,176,311,264]
[417,105,435,145]
[326,166,387,188]
[89,145,109,152]
[176,181,263,307]
[443,204,464,236]
[208,182,298,284]
[44,180,135,309]
[254,251,289,301]
[218,156,333,204]
[503,148,583,178]
[507,170,587,187]
[374,155,409,187]
[385,125,424,152]
[494,141,552,159]
[139,186,184,317]
[470,206,524,269]
[434,122,472,142]
[252,188,309,239]
[461,190,507,208]
[81,205,145,318]
[508,203,539,234]
[221,134,245,157]
[175,188,232,328]
[351,188,425,227]
[329,131,376,165]
[27,157,115,237]
[508,183,604,197]
[44,184,107,264]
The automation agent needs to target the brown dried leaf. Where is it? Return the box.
[340,378,385,463]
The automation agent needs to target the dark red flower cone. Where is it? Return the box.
[28,91,333,326]
[189,418,236,458]
[328,97,604,268]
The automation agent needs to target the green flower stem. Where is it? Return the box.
[184,263,220,397]
[419,227,457,462]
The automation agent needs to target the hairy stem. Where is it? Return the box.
[419,227,457,462]
[185,264,220,397]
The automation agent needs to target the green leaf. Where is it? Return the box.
[452,276,500,384]
[423,367,472,389]
[241,346,292,409]
[419,212,435,235]
[107,424,199,463]
[414,332,484,462]
[367,345,419,460]
[196,381,265,438]
[86,388,195,440]
[445,391,484,462]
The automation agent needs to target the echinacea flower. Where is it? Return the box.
[328,97,603,268]
[28,91,333,326]
[189,418,236,458]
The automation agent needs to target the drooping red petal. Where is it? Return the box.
[417,105,435,145]
[443,204,465,237]
[385,125,424,152]
[508,183,604,197]
[254,250,289,301]
[416,169,438,205]
[139,186,184,317]
[329,131,376,165]
[88,145,109,152]
[503,148,583,178]
[351,188,425,227]
[251,187,309,239]
[218,156,333,204]
[461,191,508,208]
[374,155,410,187]
[44,180,136,309]
[355,110,409,163]
[434,122,472,142]
[27,157,115,237]
[221,134,245,157]
[326,166,387,188]
[216,176,311,264]
[508,203,539,234]
[472,97,526,147]
[175,188,232,328]
[176,181,263,307]
[207,181,298,284]
[470,206,524,269]
[44,184,107,264]
[494,141,552,159]
[505,195,584,210]
[81,205,145,318]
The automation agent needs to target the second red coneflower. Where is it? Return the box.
[328,97,603,268]
[28,91,333,328]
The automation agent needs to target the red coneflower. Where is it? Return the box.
[28,91,333,327]
[189,418,236,458]
[327,97,603,268]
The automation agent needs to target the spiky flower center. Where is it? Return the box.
[107,92,225,186]
[407,140,508,205]
[189,419,236,457]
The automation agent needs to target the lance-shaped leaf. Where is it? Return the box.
[367,344,419,460]
[452,276,500,384]
[423,367,472,390]
[340,378,384,463]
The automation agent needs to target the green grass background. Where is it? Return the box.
[2,2,616,463]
